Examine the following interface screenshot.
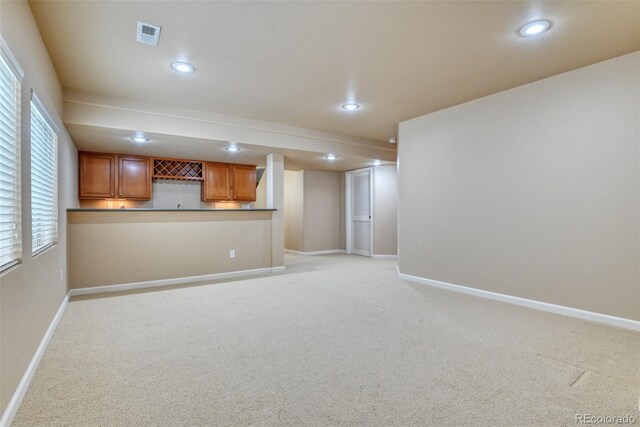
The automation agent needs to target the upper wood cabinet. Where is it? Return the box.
[202,162,232,201]
[79,153,116,199]
[79,152,255,202]
[118,156,152,200]
[201,163,257,202]
[79,152,152,200]
[231,164,257,201]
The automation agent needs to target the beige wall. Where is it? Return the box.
[284,170,304,251]
[284,170,342,253]
[67,211,273,289]
[398,52,640,321]
[303,171,340,252]
[373,165,397,256]
[255,169,267,208]
[0,0,78,415]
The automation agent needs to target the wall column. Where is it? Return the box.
[266,153,284,268]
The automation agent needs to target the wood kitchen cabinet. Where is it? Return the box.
[79,152,116,199]
[117,156,152,200]
[79,152,152,200]
[201,162,232,201]
[80,151,254,202]
[201,163,256,202]
[230,164,257,201]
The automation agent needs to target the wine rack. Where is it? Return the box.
[153,158,203,181]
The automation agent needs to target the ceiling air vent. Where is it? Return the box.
[136,21,161,46]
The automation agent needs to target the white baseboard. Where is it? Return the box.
[372,254,398,260]
[271,266,286,273]
[398,271,640,332]
[285,249,346,256]
[68,267,280,297]
[0,294,69,427]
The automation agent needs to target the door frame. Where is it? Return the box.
[345,167,374,256]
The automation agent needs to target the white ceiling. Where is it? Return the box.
[29,1,640,154]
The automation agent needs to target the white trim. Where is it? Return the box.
[30,91,60,134]
[398,271,640,332]
[68,267,280,297]
[271,266,286,273]
[0,294,69,427]
[0,35,24,81]
[285,249,345,256]
[372,254,397,259]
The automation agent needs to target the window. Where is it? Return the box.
[30,93,58,255]
[0,41,22,272]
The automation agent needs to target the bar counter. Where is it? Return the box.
[67,208,277,292]
[67,208,277,212]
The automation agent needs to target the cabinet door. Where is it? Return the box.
[231,164,256,201]
[202,162,232,201]
[79,153,116,199]
[118,156,152,200]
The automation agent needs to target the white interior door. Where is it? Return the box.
[347,169,372,256]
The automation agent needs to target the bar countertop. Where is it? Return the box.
[67,208,277,212]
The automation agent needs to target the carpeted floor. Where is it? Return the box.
[13,254,640,426]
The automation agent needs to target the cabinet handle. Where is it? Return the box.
[110,192,114,196]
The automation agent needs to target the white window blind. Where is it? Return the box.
[30,93,58,255]
[0,46,22,272]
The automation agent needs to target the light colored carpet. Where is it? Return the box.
[13,254,640,426]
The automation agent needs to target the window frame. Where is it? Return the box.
[30,91,59,257]
[0,36,23,274]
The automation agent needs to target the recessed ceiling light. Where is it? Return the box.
[171,62,194,73]
[518,19,552,37]
[225,146,240,152]
[341,102,360,111]
[130,131,149,143]
[325,153,337,161]
[371,160,382,166]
